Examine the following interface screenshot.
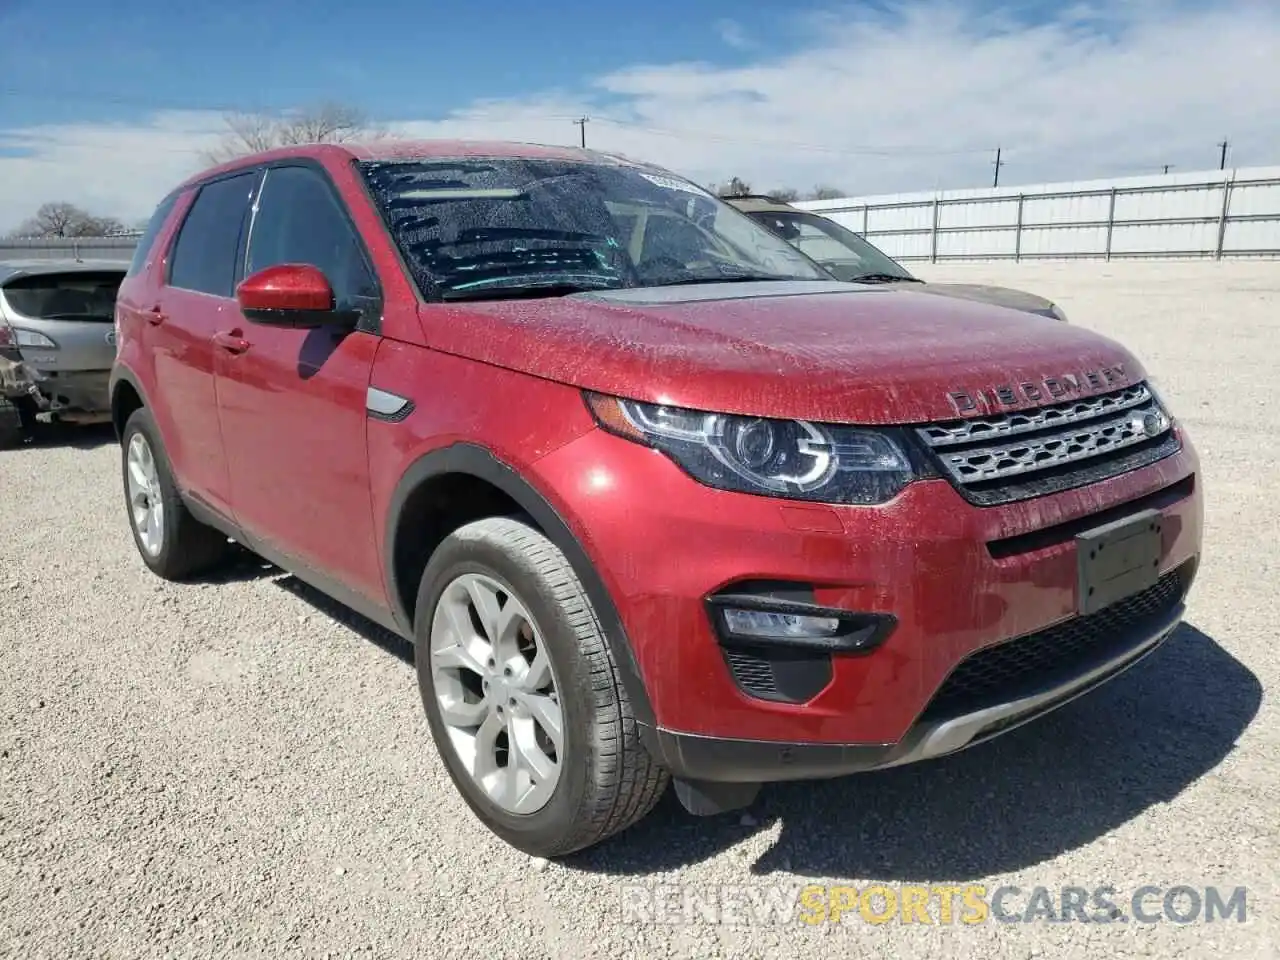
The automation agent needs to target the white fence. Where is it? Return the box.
[1,236,138,261]
[794,165,1280,262]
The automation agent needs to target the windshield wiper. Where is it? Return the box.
[846,273,923,284]
[441,280,622,302]
[646,274,800,287]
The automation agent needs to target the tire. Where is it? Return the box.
[120,407,234,580]
[0,397,22,449]
[12,394,41,434]
[11,395,53,444]
[414,516,668,857]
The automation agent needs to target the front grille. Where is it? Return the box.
[922,566,1186,721]
[916,383,1181,506]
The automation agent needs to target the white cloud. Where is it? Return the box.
[2,0,1279,232]
[714,18,754,50]
[0,112,226,232]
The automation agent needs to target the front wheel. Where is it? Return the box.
[414,516,668,857]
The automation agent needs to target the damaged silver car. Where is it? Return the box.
[0,259,125,446]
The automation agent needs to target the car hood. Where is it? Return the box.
[419,279,1142,425]
[915,281,1058,317]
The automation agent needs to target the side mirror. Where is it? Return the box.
[235,264,347,328]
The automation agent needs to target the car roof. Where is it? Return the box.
[176,139,659,192]
[0,259,129,285]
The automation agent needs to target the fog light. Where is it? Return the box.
[721,608,841,640]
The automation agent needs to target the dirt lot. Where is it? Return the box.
[1,259,1277,959]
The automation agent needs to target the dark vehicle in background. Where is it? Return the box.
[726,195,1069,322]
[0,259,125,444]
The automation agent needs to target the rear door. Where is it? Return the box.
[149,170,260,516]
[213,161,386,604]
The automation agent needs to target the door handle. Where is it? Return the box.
[146,306,167,325]
[213,331,251,354]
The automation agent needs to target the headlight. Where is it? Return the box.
[585,393,917,505]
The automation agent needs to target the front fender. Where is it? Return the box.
[383,440,657,729]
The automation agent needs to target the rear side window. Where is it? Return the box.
[126,192,179,278]
[168,172,258,297]
[2,271,124,322]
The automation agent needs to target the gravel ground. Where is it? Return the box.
[1,259,1277,959]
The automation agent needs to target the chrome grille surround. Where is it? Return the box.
[917,382,1178,504]
[919,384,1152,447]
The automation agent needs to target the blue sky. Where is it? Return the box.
[1,0,1278,231]
[0,0,809,127]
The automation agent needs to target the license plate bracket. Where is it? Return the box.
[1076,508,1164,615]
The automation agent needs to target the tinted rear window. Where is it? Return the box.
[168,172,257,297]
[126,192,179,278]
[2,271,125,322]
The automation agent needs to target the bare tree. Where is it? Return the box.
[201,102,392,165]
[762,187,800,202]
[806,185,847,200]
[8,202,126,239]
[712,176,754,198]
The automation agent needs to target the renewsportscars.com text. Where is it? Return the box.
[619,883,1249,926]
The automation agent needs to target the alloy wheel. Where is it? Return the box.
[428,573,564,815]
[126,432,164,557]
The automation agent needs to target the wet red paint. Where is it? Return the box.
[415,288,1144,425]
[524,425,1201,743]
[236,263,335,313]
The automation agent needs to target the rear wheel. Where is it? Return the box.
[12,395,42,438]
[0,398,22,449]
[121,407,234,580]
[414,516,668,857]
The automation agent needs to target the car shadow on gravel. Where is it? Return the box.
[12,421,116,450]
[186,551,416,662]
[566,623,1261,881]
[188,546,284,585]
[272,574,414,665]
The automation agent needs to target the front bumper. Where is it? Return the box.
[530,423,1202,773]
[648,583,1185,781]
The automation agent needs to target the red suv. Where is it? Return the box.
[111,141,1203,857]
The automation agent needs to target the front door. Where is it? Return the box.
[212,162,386,605]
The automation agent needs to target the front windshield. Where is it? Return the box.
[744,210,917,283]
[358,157,830,299]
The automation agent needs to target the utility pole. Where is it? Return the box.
[1218,140,1229,170]
[573,117,589,148]
[992,146,1005,187]
[1162,164,1173,174]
